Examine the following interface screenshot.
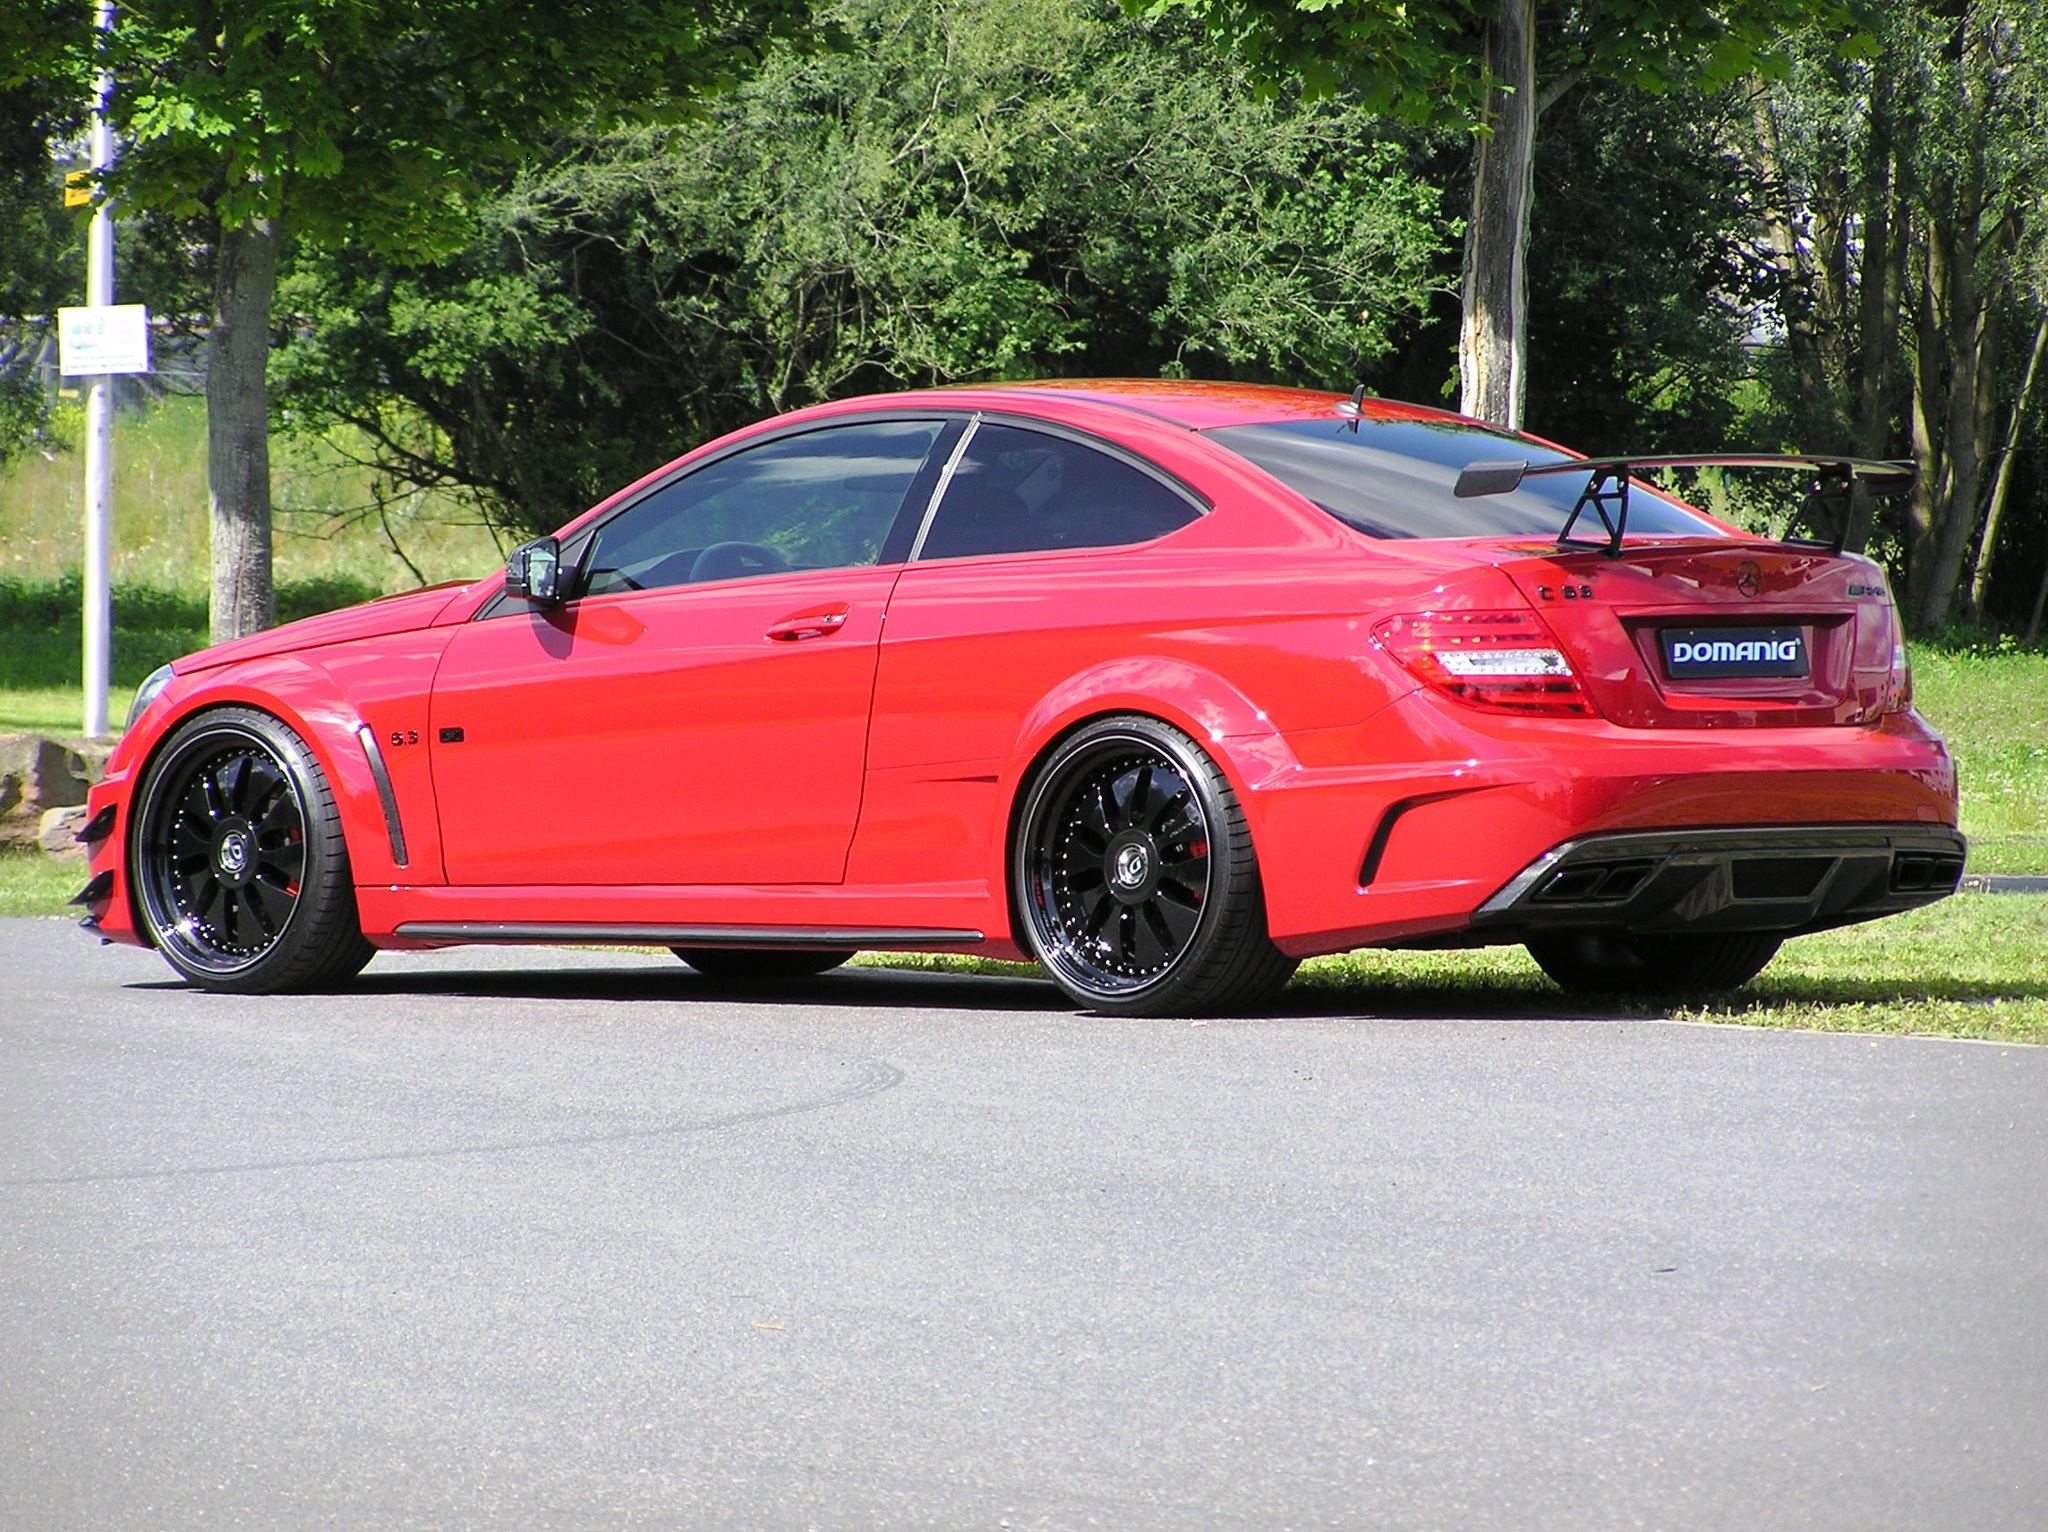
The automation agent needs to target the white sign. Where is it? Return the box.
[57,303,151,376]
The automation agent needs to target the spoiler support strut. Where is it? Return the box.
[1452,453,1916,558]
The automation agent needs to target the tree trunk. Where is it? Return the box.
[1914,201,1988,627]
[208,216,278,642]
[2027,553,2048,645]
[1748,88,1838,440]
[1458,0,1535,429]
[1904,223,1944,612]
[1853,78,1900,461]
[1965,305,2048,621]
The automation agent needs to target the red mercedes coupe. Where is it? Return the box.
[76,381,1963,1013]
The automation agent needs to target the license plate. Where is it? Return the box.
[1661,626,1809,680]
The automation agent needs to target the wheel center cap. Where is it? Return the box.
[1104,832,1160,904]
[215,825,253,882]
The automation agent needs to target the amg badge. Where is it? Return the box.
[1662,626,1809,680]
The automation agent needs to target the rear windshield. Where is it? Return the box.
[1205,418,1725,541]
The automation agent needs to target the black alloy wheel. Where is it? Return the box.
[671,947,854,980]
[132,707,373,993]
[1015,715,1295,1015]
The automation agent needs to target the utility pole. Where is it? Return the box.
[81,0,116,739]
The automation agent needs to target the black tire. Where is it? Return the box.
[130,706,374,994]
[1013,714,1296,1016]
[671,947,854,981]
[1524,929,1782,996]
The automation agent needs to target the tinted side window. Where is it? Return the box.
[916,423,1198,561]
[581,420,945,597]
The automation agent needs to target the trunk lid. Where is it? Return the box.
[1474,538,1901,727]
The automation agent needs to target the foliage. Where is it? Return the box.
[1522,79,1768,452]
[0,1,808,256]
[1146,0,1848,428]
[1742,2,2048,631]
[1146,0,1840,117]
[0,572,381,711]
[271,0,1450,534]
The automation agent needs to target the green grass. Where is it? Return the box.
[859,895,2048,1041]
[1909,638,2048,875]
[3,395,505,594]
[0,852,90,918]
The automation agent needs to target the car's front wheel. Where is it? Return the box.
[1524,929,1783,996]
[1013,714,1296,1016]
[131,706,374,993]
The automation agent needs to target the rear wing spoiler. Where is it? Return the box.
[1452,453,1916,558]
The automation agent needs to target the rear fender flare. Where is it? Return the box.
[993,658,1301,938]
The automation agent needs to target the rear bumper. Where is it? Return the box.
[1237,693,1960,957]
[1467,823,1965,940]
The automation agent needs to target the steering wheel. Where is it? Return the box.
[689,541,788,583]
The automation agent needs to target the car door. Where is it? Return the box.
[430,418,951,887]
[869,419,1207,773]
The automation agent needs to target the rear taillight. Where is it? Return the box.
[1886,640,1913,714]
[1373,609,1594,717]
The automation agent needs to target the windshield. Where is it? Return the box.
[1206,418,1726,541]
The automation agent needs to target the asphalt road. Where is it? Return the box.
[3,917,2044,1531]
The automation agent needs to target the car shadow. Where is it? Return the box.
[122,958,2048,1021]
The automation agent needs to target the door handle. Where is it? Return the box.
[766,604,850,642]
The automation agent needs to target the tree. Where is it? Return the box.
[269,0,1450,535]
[0,82,80,467]
[0,1,805,640]
[1740,2,2048,630]
[1149,0,1838,429]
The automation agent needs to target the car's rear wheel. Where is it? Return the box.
[1524,929,1783,996]
[1014,715,1296,1016]
[671,947,854,981]
[131,707,373,994]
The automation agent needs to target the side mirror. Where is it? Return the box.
[505,537,563,605]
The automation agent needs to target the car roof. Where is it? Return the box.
[883,378,1496,433]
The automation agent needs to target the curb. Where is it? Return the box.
[1958,874,2048,896]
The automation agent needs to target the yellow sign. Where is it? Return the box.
[64,170,92,208]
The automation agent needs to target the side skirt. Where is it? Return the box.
[392,921,983,950]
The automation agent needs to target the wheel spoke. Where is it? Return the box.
[200,880,230,935]
[1082,781,1118,841]
[1135,902,1182,966]
[222,755,248,812]
[1149,788,1190,834]
[1123,764,1152,829]
[261,838,305,882]
[182,866,216,913]
[249,874,296,929]
[1083,891,1117,937]
[1146,895,1198,953]
[172,814,211,855]
[1158,875,1203,910]
[187,774,224,826]
[1116,905,1137,964]
[243,754,285,812]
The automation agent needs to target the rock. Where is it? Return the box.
[38,805,90,861]
[0,734,95,852]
